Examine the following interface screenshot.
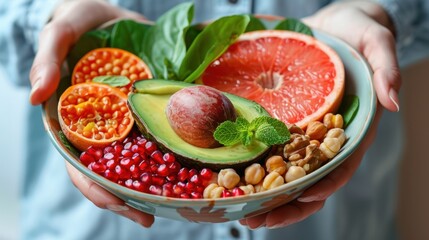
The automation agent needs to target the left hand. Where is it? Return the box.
[240,2,401,229]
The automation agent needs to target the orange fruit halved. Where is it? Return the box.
[58,82,134,151]
[200,30,345,129]
[72,48,152,94]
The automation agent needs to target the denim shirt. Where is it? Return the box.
[0,0,425,239]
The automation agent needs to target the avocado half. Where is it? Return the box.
[128,79,272,170]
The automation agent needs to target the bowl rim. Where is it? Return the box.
[42,28,376,206]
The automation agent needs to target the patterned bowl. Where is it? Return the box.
[42,29,376,223]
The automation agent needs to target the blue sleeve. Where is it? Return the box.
[376,0,419,47]
[0,0,62,86]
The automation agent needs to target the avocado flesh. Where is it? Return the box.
[128,79,271,170]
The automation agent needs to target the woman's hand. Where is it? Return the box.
[240,2,401,229]
[29,0,154,227]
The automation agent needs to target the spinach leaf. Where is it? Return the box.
[141,2,194,79]
[179,15,250,83]
[274,18,313,36]
[110,20,151,55]
[245,15,266,32]
[67,29,111,71]
[338,95,359,128]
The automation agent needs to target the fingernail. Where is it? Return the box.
[297,196,317,203]
[106,204,129,212]
[389,88,400,112]
[30,79,41,97]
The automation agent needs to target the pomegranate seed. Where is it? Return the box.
[98,158,108,165]
[104,146,114,154]
[80,151,95,166]
[177,168,189,182]
[104,170,119,182]
[168,162,181,174]
[88,162,106,174]
[162,183,174,197]
[173,183,185,195]
[103,152,115,160]
[113,144,123,155]
[124,142,132,150]
[190,174,201,185]
[131,153,141,163]
[129,165,140,179]
[222,189,232,198]
[149,185,162,195]
[191,192,202,199]
[106,159,116,170]
[151,175,165,186]
[121,149,133,157]
[123,137,132,144]
[86,146,102,159]
[166,174,177,183]
[188,169,198,178]
[140,172,152,185]
[132,180,145,192]
[151,150,164,164]
[150,164,158,174]
[115,165,131,180]
[131,144,140,153]
[125,179,133,188]
[195,185,205,193]
[137,138,147,146]
[145,141,157,154]
[157,164,169,177]
[120,158,133,169]
[200,168,213,180]
[232,187,245,197]
[180,193,190,199]
[117,180,125,186]
[162,153,176,163]
[185,182,196,194]
[138,160,149,171]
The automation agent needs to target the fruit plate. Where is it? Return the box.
[42,29,376,223]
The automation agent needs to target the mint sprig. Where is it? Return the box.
[214,116,290,147]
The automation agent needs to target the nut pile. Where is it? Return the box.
[203,113,346,199]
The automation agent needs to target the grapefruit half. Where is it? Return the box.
[200,30,345,129]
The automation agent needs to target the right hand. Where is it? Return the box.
[29,0,154,227]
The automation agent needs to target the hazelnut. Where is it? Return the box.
[305,121,327,141]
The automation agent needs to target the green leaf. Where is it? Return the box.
[213,121,242,146]
[184,25,202,49]
[110,20,151,55]
[93,76,130,87]
[236,117,250,131]
[245,15,266,32]
[251,116,290,143]
[255,123,284,145]
[58,131,80,156]
[274,18,313,36]
[141,2,194,79]
[179,15,250,83]
[241,130,254,146]
[67,29,111,71]
[338,95,359,128]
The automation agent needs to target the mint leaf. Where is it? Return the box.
[93,76,131,87]
[236,117,250,131]
[274,18,313,36]
[214,115,290,147]
[255,123,283,145]
[338,95,359,128]
[213,121,242,146]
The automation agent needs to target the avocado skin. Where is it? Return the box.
[128,79,272,171]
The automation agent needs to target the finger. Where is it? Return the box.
[298,105,383,202]
[360,24,401,112]
[242,212,268,230]
[65,161,154,227]
[265,200,325,228]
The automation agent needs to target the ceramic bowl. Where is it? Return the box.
[42,29,376,223]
